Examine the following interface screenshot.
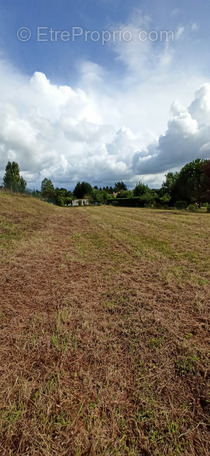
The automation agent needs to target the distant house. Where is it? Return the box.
[72,199,89,207]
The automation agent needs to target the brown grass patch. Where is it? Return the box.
[0,196,209,455]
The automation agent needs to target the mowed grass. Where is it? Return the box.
[0,194,209,456]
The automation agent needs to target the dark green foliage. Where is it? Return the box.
[31,190,42,199]
[27,157,210,210]
[176,159,207,207]
[18,177,27,193]
[92,189,110,204]
[73,181,93,199]
[159,193,171,204]
[175,200,188,210]
[41,178,55,199]
[102,186,114,194]
[3,161,27,193]
[132,183,158,206]
[54,188,72,206]
[114,181,127,192]
[202,160,210,202]
[63,197,73,206]
[133,182,149,197]
[187,204,199,212]
[161,159,210,207]
[161,172,179,197]
[108,198,147,208]
[117,190,133,198]
[140,191,158,206]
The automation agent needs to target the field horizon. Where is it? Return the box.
[0,193,209,456]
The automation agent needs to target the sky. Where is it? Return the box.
[0,0,210,190]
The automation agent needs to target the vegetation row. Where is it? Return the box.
[1,158,210,211]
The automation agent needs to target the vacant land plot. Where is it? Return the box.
[0,194,209,456]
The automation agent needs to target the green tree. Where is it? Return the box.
[117,190,133,198]
[92,188,110,203]
[73,181,93,199]
[133,182,149,197]
[3,161,27,193]
[41,178,55,199]
[159,193,171,204]
[202,160,210,202]
[102,186,114,194]
[19,176,27,193]
[54,187,73,206]
[114,181,127,192]
[175,159,207,207]
[32,189,42,199]
[139,192,155,207]
[161,172,179,196]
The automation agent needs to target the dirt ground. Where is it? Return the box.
[0,195,209,455]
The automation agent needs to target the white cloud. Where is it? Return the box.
[191,23,199,32]
[0,8,209,190]
[133,83,210,175]
[176,26,185,40]
[0,57,209,190]
[0,63,133,188]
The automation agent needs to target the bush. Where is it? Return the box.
[207,205,210,213]
[187,204,199,212]
[108,198,144,207]
[175,200,188,210]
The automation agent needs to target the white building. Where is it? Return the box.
[72,199,89,206]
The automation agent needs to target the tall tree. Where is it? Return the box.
[176,159,207,207]
[202,160,210,202]
[41,178,55,199]
[161,172,179,195]
[133,182,149,197]
[114,181,127,192]
[73,182,93,199]
[3,161,27,193]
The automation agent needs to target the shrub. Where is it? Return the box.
[175,200,188,209]
[108,198,144,207]
[187,204,199,212]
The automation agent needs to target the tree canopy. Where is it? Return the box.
[3,161,27,193]
[41,178,55,199]
[133,182,149,197]
[2,158,210,208]
[73,181,93,199]
[114,181,127,192]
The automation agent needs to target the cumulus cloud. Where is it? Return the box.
[0,15,209,191]
[133,83,210,175]
[0,64,134,188]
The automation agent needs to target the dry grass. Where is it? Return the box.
[0,194,209,456]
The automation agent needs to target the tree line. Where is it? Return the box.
[2,158,210,209]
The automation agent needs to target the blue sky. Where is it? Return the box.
[2,0,210,83]
[0,0,210,189]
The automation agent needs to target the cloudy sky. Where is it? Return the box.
[0,0,210,190]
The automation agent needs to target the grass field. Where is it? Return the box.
[0,193,209,456]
